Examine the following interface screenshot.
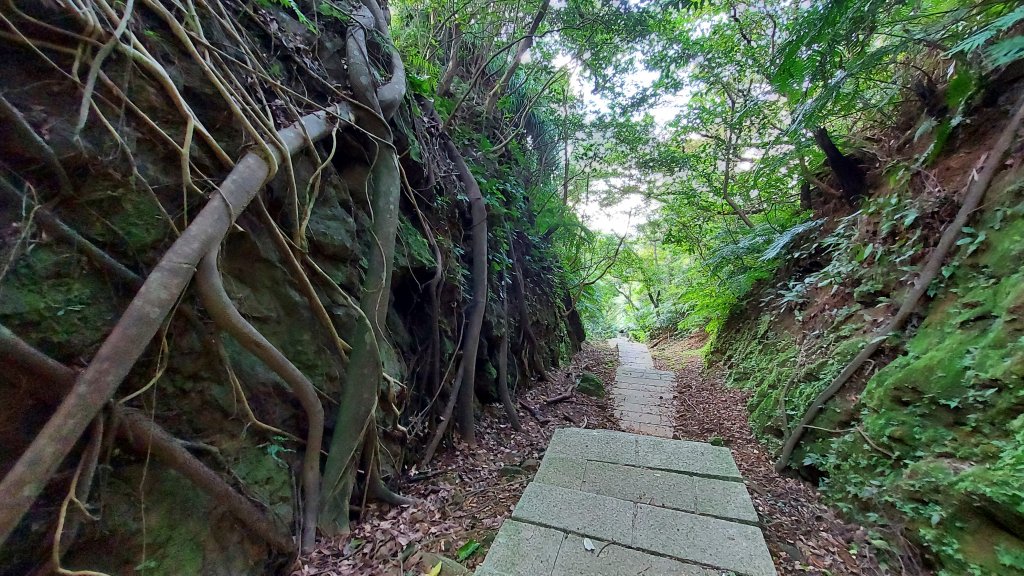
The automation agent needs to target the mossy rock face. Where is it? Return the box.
[718,188,1024,573]
[63,464,271,576]
[0,243,121,362]
[576,372,605,397]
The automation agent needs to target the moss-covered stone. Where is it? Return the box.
[576,372,605,397]
[0,243,120,361]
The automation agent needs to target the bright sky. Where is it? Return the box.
[576,192,651,237]
[559,56,678,237]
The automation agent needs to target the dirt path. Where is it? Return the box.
[652,335,891,576]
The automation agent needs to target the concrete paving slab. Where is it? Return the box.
[481,427,776,576]
[622,422,673,437]
[545,428,638,466]
[634,504,776,576]
[616,369,675,380]
[613,384,674,396]
[693,475,760,524]
[614,375,669,385]
[474,520,564,576]
[635,435,742,479]
[533,455,586,490]
[512,483,635,545]
[581,460,696,512]
[613,410,674,426]
[553,534,716,576]
[613,391,673,402]
[610,399,675,412]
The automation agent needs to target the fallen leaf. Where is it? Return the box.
[456,539,481,561]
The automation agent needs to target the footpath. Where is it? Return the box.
[475,340,777,576]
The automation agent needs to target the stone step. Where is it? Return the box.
[545,428,741,479]
[534,456,758,523]
[476,429,776,576]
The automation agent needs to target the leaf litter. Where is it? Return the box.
[293,342,619,575]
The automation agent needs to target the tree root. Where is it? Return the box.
[497,291,523,431]
[0,101,353,548]
[0,323,294,554]
[0,94,73,198]
[775,92,1024,472]
[196,242,323,552]
[44,417,105,576]
[510,237,549,381]
[420,364,465,468]
[253,197,351,363]
[518,399,550,424]
[213,335,301,443]
[366,436,418,507]
[0,178,139,286]
[319,0,408,534]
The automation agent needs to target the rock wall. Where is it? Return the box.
[0,1,572,573]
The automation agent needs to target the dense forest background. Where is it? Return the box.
[0,0,1022,574]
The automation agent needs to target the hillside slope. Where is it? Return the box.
[715,80,1024,574]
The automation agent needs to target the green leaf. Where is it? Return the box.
[913,117,937,143]
[987,36,1024,69]
[456,540,481,561]
[945,69,976,110]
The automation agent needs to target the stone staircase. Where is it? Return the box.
[476,428,776,576]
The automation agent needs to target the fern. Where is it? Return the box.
[949,4,1024,67]
[760,219,825,262]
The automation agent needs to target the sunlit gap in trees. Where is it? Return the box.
[554,49,682,236]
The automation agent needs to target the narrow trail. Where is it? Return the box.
[649,335,906,576]
[608,338,676,437]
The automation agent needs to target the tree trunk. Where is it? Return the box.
[483,0,551,119]
[443,136,488,446]
[437,24,462,97]
[813,126,866,207]
[721,101,754,228]
[563,290,585,353]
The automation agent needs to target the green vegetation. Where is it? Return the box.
[2,0,1023,573]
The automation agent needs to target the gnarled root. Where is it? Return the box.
[0,323,294,554]
[196,242,323,553]
[0,101,351,548]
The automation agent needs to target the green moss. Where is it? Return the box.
[71,179,172,255]
[63,467,208,576]
[230,444,295,524]
[718,184,1024,572]
[0,244,120,361]
[395,215,437,270]
[577,372,605,397]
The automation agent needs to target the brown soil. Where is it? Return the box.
[294,342,619,575]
